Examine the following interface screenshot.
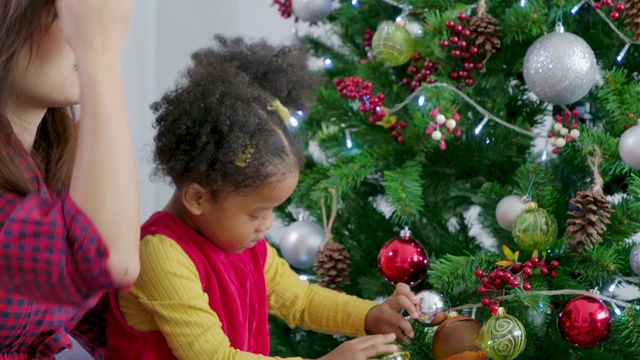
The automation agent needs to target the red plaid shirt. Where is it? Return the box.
[0,117,114,359]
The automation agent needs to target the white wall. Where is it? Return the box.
[123,0,302,221]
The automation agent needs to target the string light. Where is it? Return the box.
[417,95,426,107]
[299,275,309,281]
[520,0,526,7]
[324,57,333,68]
[351,0,358,6]
[571,0,586,14]
[541,149,548,161]
[474,116,490,135]
[289,117,299,127]
[345,130,353,149]
[617,42,631,63]
[612,302,622,316]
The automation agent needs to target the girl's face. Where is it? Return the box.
[8,19,79,112]
[188,171,300,254]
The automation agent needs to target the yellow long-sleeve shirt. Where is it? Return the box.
[117,234,379,360]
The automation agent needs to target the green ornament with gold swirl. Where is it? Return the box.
[478,309,526,360]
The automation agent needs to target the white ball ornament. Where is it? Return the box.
[619,125,640,170]
[279,221,325,269]
[549,137,557,146]
[445,119,457,129]
[436,114,446,125]
[496,195,526,231]
[291,0,332,23]
[556,137,566,148]
[554,123,564,131]
[560,128,569,136]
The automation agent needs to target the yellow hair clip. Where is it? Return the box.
[234,139,254,167]
[268,99,290,124]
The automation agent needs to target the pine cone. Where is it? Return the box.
[313,242,351,291]
[624,0,640,40]
[469,12,501,55]
[565,188,613,253]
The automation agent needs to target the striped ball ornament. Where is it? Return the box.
[371,21,415,66]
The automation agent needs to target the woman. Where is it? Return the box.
[0,0,140,358]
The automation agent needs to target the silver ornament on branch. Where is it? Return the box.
[280,220,325,269]
[630,242,640,276]
[523,23,598,105]
[619,125,640,170]
[415,290,449,325]
[291,0,332,23]
[403,19,424,39]
[496,195,526,231]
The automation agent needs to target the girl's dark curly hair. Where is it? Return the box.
[151,35,321,199]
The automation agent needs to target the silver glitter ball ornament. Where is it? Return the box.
[280,221,325,269]
[415,290,448,325]
[523,23,598,105]
[630,242,640,276]
[291,0,332,23]
[619,125,640,170]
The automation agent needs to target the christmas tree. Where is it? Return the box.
[269,0,640,359]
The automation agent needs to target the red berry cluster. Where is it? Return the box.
[439,12,485,88]
[474,257,559,314]
[594,0,625,20]
[334,76,385,121]
[273,0,298,22]
[425,107,461,151]
[402,52,438,92]
[363,28,373,48]
[390,120,408,143]
[548,109,580,154]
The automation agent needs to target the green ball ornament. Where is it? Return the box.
[512,202,557,252]
[479,308,527,360]
[371,21,415,66]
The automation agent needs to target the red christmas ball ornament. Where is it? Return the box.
[557,295,611,348]
[378,228,428,286]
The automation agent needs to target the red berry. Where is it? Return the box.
[475,62,485,71]
[512,264,522,272]
[458,70,469,79]
[408,66,418,75]
[457,40,468,49]
[616,3,625,11]
[461,28,471,37]
[457,12,467,21]
[482,297,492,306]
[454,24,464,34]
[399,121,407,129]
[594,1,602,9]
[449,35,459,44]
[604,0,612,6]
[397,136,404,143]
[465,78,475,87]
[402,77,410,85]
[530,257,539,265]
[451,50,461,58]
[411,81,421,91]
[469,46,479,55]
[610,11,619,20]
[540,267,549,275]
[391,130,399,138]
[495,270,504,278]
[524,261,532,268]
[423,61,434,70]
[426,77,436,84]
[445,19,456,29]
[501,272,513,282]
[463,62,475,71]
[475,269,484,278]
[481,277,490,286]
[478,287,487,295]
[537,260,546,267]
[523,283,531,291]
[412,52,421,62]
[550,260,559,269]
[368,116,377,124]
[489,304,499,314]
[522,267,532,276]
[550,271,558,279]
[509,279,519,287]
[439,40,449,49]
[493,279,501,287]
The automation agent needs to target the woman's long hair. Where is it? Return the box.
[0,0,77,195]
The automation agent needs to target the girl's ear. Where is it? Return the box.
[181,183,208,216]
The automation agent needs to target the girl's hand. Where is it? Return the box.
[317,334,398,360]
[55,0,132,64]
[364,283,421,342]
